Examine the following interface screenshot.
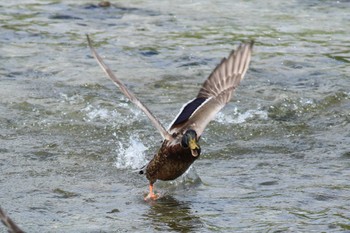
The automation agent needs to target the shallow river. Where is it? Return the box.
[1,0,349,232]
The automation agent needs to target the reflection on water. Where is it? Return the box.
[145,195,203,232]
[142,167,204,232]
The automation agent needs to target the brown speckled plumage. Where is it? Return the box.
[146,141,198,184]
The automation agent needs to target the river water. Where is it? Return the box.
[1,0,349,232]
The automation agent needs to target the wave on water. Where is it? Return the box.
[82,104,121,122]
[81,103,143,126]
[214,107,268,124]
[60,93,84,105]
[114,134,148,170]
[165,165,202,189]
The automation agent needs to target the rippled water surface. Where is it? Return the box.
[1,0,350,232]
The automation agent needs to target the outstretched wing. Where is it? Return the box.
[87,35,172,141]
[169,41,254,136]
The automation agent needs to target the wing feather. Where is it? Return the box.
[170,41,254,136]
[87,35,172,141]
[0,207,24,233]
[168,97,211,134]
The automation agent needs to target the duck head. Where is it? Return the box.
[181,129,201,157]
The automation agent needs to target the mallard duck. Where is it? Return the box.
[87,35,253,200]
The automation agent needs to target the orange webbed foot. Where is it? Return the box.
[144,183,161,201]
[144,192,160,201]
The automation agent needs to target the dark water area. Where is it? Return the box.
[0,0,349,232]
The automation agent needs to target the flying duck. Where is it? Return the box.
[87,35,253,200]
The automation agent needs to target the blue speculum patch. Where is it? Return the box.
[172,97,207,126]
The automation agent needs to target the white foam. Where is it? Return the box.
[215,107,268,124]
[60,93,84,104]
[82,104,120,122]
[82,103,144,127]
[114,135,148,169]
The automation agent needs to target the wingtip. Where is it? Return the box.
[0,207,24,233]
[242,39,254,49]
[239,39,254,50]
[249,40,255,49]
[231,40,254,56]
[86,34,93,49]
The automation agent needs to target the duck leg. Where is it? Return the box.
[144,183,159,201]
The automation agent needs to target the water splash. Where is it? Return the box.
[60,93,84,104]
[82,104,120,122]
[114,135,148,170]
[215,108,268,124]
[81,103,144,127]
[166,165,202,189]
